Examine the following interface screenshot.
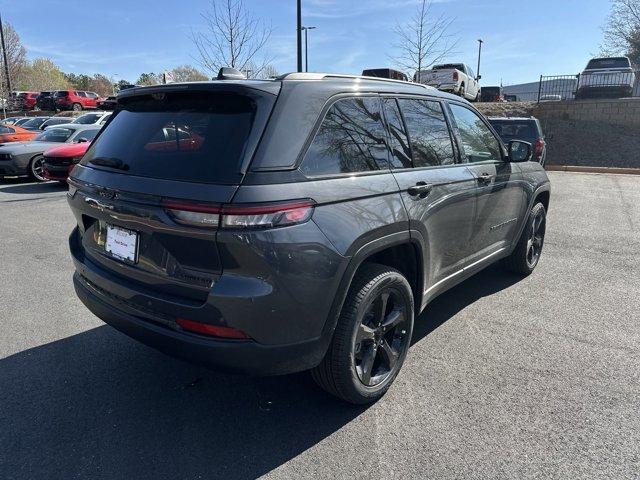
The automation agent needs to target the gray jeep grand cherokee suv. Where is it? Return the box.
[67,72,550,404]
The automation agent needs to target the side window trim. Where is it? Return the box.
[445,101,507,164]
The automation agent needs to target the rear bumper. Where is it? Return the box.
[577,85,633,97]
[68,221,346,375]
[74,273,327,375]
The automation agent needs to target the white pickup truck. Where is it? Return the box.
[414,63,481,101]
[576,57,636,99]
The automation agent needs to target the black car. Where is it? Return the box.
[36,91,56,111]
[97,96,117,110]
[488,117,547,166]
[480,86,505,102]
[67,70,550,404]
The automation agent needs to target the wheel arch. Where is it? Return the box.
[320,232,424,347]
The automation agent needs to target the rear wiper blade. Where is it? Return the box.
[89,156,129,171]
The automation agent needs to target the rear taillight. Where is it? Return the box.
[162,199,316,230]
[162,200,221,228]
[453,71,459,81]
[177,318,249,339]
[535,138,545,156]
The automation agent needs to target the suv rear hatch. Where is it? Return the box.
[68,82,279,304]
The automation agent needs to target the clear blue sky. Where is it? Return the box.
[7,0,611,86]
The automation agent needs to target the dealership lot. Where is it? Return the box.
[1,172,638,479]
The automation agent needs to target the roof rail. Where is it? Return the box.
[276,72,434,90]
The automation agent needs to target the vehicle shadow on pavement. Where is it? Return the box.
[411,264,523,345]
[0,265,522,479]
[0,326,367,479]
[0,180,67,195]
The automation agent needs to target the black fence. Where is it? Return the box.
[502,71,640,102]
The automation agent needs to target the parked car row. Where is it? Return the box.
[8,89,106,111]
[0,112,110,181]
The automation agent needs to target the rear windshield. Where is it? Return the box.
[21,117,48,128]
[34,128,74,142]
[433,64,464,71]
[586,58,631,69]
[81,92,256,184]
[73,113,102,124]
[489,120,537,140]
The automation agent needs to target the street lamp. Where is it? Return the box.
[302,26,317,72]
[476,39,483,82]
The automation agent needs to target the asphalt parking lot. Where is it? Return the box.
[1,172,639,479]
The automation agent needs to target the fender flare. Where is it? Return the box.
[510,182,551,252]
[316,230,425,355]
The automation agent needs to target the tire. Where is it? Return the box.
[311,263,414,404]
[504,202,546,275]
[72,103,82,111]
[29,155,47,182]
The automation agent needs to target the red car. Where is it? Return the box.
[16,92,40,110]
[53,90,102,111]
[42,141,91,181]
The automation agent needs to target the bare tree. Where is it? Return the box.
[390,0,458,81]
[602,0,640,66]
[0,22,27,95]
[191,0,272,77]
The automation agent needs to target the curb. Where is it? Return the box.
[545,165,640,175]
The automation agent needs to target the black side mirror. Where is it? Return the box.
[508,140,532,162]
[76,138,88,143]
[476,74,482,81]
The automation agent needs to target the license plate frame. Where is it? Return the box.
[105,224,139,264]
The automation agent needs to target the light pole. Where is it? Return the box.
[302,26,316,72]
[296,0,303,72]
[476,39,483,82]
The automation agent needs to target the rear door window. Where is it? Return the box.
[382,98,412,169]
[301,97,389,176]
[449,104,502,163]
[397,98,455,167]
[81,91,257,184]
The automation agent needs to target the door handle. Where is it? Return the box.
[407,182,433,198]
[477,173,494,184]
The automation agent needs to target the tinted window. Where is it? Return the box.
[449,104,502,163]
[301,97,389,176]
[42,118,71,127]
[81,92,256,184]
[433,64,464,71]
[383,98,411,169]
[398,99,455,167]
[34,128,74,142]
[55,91,69,97]
[489,120,538,141]
[586,58,631,69]
[0,125,14,134]
[21,117,48,129]
[73,113,101,124]
[75,129,99,142]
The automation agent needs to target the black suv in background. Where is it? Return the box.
[67,73,550,404]
[489,117,547,166]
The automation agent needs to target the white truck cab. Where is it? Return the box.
[414,63,480,101]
